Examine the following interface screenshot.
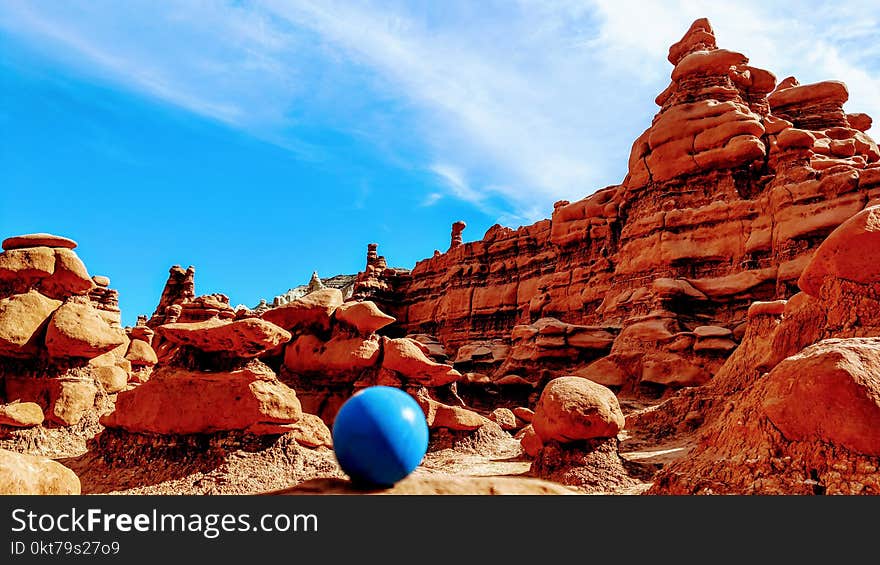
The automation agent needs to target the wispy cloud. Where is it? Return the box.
[420,192,443,207]
[2,0,878,225]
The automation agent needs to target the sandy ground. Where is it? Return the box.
[3,395,691,495]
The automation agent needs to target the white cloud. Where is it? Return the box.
[2,0,878,225]
[420,192,444,207]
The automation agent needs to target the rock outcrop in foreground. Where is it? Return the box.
[643,204,880,494]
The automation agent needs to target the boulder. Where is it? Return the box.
[762,338,880,456]
[512,406,534,423]
[0,402,44,427]
[158,318,291,357]
[288,413,333,448]
[382,338,461,386]
[260,288,343,332]
[318,336,381,373]
[0,449,80,495]
[101,367,302,435]
[334,301,396,334]
[518,424,543,457]
[416,395,491,431]
[44,248,93,297]
[532,377,624,443]
[45,300,126,359]
[0,247,55,289]
[125,339,158,366]
[0,291,61,357]
[488,407,518,430]
[49,379,97,426]
[92,365,128,394]
[799,205,880,297]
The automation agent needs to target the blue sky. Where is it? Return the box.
[1,1,878,325]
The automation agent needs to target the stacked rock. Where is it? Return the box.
[261,286,490,432]
[524,377,636,492]
[0,233,131,428]
[101,315,309,438]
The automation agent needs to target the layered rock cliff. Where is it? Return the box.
[354,18,879,392]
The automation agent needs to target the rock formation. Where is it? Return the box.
[642,204,880,494]
[0,448,80,494]
[260,283,487,429]
[526,377,636,492]
[0,233,133,432]
[4,18,880,496]
[266,272,357,308]
[352,18,879,401]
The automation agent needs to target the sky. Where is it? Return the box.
[1,1,878,325]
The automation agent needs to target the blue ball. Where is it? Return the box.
[332,386,429,487]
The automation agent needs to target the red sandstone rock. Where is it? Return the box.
[49,379,97,426]
[0,401,44,427]
[261,288,343,332]
[667,17,716,65]
[762,339,880,456]
[382,338,460,386]
[334,300,395,334]
[848,113,872,132]
[512,406,534,423]
[799,205,880,297]
[0,291,61,358]
[532,377,624,443]
[159,317,291,357]
[2,233,77,251]
[92,365,128,394]
[415,394,490,431]
[45,299,126,359]
[288,413,333,448]
[488,407,518,431]
[0,450,81,495]
[518,424,543,457]
[101,366,302,435]
[125,339,158,366]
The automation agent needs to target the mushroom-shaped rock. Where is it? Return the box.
[334,301,396,335]
[0,449,81,494]
[101,366,302,435]
[382,338,461,386]
[798,205,880,297]
[261,288,343,332]
[532,377,624,443]
[0,247,55,287]
[2,233,77,251]
[158,317,291,357]
[125,339,158,366]
[47,249,93,297]
[0,291,61,358]
[45,300,126,359]
[0,402,44,427]
[762,338,880,456]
